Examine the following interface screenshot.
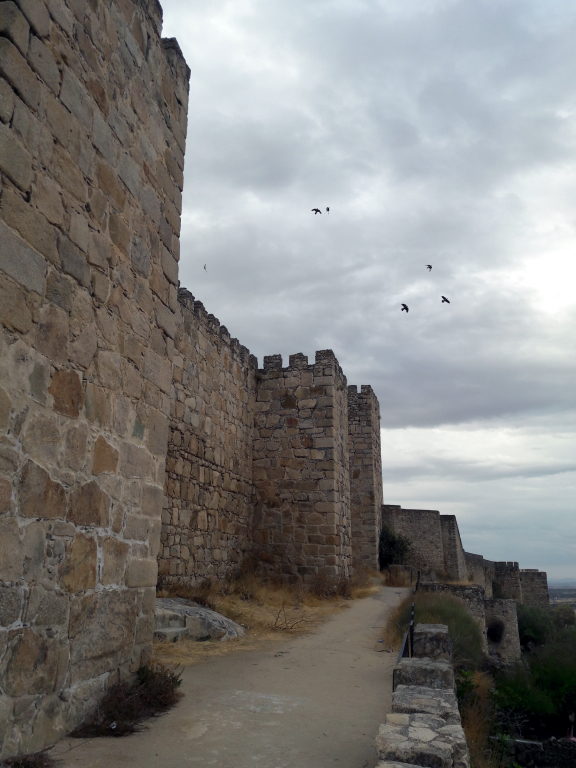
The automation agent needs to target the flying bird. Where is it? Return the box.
[401,304,409,312]
[426,265,432,271]
[326,207,330,214]
[441,296,450,303]
[311,208,322,214]
[204,264,207,271]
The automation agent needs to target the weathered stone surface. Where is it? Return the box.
[21,412,60,464]
[376,712,469,768]
[69,590,138,682]
[0,585,22,626]
[35,303,69,365]
[413,624,452,662]
[0,518,23,581]
[19,460,67,519]
[60,533,97,592]
[119,442,152,479]
[0,476,11,512]
[0,3,30,56]
[15,0,50,37]
[48,369,84,418]
[62,423,88,471]
[25,587,68,626]
[0,628,59,697]
[100,537,129,586]
[124,558,157,588]
[92,435,119,475]
[68,480,110,528]
[393,658,455,692]
[155,598,246,641]
[0,120,33,192]
[28,35,60,95]
[143,348,172,394]
[392,685,461,726]
[0,38,40,112]
[0,272,32,332]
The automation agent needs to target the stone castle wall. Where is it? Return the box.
[251,351,352,581]
[382,505,445,572]
[0,0,189,757]
[348,384,383,570]
[485,598,521,664]
[159,289,258,584]
[439,515,467,580]
[494,561,523,602]
[519,569,549,609]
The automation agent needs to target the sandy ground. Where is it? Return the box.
[51,586,407,768]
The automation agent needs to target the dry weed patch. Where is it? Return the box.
[154,566,380,667]
[0,752,58,768]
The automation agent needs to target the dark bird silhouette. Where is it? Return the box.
[204,264,207,271]
[441,296,450,303]
[426,265,432,271]
[326,207,330,214]
[401,304,409,312]
[312,208,322,214]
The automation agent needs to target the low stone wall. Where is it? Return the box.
[378,623,470,768]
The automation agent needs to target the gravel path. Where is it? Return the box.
[52,586,407,768]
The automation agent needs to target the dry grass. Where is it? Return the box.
[71,663,183,738]
[460,672,508,768]
[1,752,58,768]
[154,566,381,667]
[380,569,413,588]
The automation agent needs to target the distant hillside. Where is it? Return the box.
[548,578,576,588]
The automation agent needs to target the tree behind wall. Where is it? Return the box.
[378,525,411,570]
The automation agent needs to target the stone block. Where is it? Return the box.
[96,350,122,391]
[0,272,31,332]
[92,435,119,475]
[155,300,177,338]
[57,234,90,287]
[69,323,97,369]
[143,348,172,395]
[97,159,126,209]
[93,109,118,166]
[21,412,60,464]
[141,483,163,517]
[0,218,45,293]
[392,685,461,725]
[59,533,97,592]
[62,423,88,471]
[48,369,84,417]
[0,75,14,122]
[120,442,152,479]
[28,35,59,94]
[68,480,110,527]
[393,658,455,692]
[0,628,59,697]
[85,382,111,426]
[19,460,67,519]
[60,68,93,130]
[0,2,29,58]
[376,712,469,768]
[100,537,129,586]
[125,558,157,588]
[14,0,50,37]
[161,245,178,285]
[0,38,40,112]
[0,476,11,512]
[53,145,88,203]
[131,235,151,277]
[0,119,31,193]
[1,185,59,264]
[34,173,64,225]
[118,151,141,197]
[69,590,137,682]
[35,303,69,364]
[0,585,22,625]
[413,623,452,662]
[109,212,130,256]
[25,586,68,626]
[146,407,169,456]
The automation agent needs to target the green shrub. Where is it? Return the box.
[516,604,553,649]
[378,525,411,570]
[552,603,576,628]
[396,592,484,670]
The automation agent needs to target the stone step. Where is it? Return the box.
[155,607,187,629]
[153,627,187,643]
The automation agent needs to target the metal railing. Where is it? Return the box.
[397,569,420,663]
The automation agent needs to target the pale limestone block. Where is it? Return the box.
[0,2,29,56]
[0,119,32,191]
[28,35,59,94]
[0,37,40,112]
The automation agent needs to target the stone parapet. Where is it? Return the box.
[412,623,452,661]
[393,658,455,692]
[392,685,461,725]
[376,712,469,768]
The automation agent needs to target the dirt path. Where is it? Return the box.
[52,586,407,768]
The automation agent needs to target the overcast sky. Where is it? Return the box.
[161,0,576,579]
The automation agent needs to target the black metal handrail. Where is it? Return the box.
[406,570,420,657]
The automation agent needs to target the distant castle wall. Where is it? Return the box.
[348,385,383,570]
[440,515,467,581]
[382,505,445,572]
[519,569,549,609]
[159,289,258,584]
[494,562,523,602]
[251,351,352,581]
